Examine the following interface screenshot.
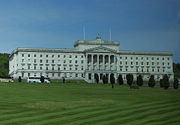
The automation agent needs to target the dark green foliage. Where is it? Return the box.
[94,74,99,84]
[0,53,9,77]
[160,79,164,88]
[102,75,108,84]
[110,74,115,88]
[40,76,45,83]
[126,74,133,86]
[173,63,180,79]
[148,75,155,87]
[173,78,179,89]
[137,75,143,86]
[18,76,22,82]
[117,74,123,85]
[163,74,170,89]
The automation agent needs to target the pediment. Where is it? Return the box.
[84,46,117,53]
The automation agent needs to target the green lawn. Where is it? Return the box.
[0,82,179,125]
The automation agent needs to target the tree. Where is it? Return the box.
[160,79,164,88]
[18,76,22,82]
[110,74,115,88]
[40,76,45,83]
[148,75,155,87]
[173,78,179,89]
[94,74,99,84]
[117,74,123,85]
[126,74,133,86]
[163,74,170,89]
[102,75,108,84]
[137,75,143,86]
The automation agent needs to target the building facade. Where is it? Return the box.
[9,35,174,83]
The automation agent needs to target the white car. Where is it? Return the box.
[27,77,50,83]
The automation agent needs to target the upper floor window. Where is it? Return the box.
[75,55,77,58]
[28,54,30,57]
[69,55,72,58]
[52,55,54,58]
[40,54,42,57]
[22,54,24,57]
[46,55,48,57]
[52,60,54,63]
[34,54,36,57]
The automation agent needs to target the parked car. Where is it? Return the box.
[27,77,50,83]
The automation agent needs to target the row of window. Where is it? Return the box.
[24,65,84,71]
[120,61,171,66]
[22,54,84,58]
[23,72,84,78]
[119,56,170,60]
[119,66,170,72]
[22,59,84,64]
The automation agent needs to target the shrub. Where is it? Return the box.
[163,74,170,89]
[148,75,155,87]
[110,74,115,85]
[94,74,99,84]
[117,74,123,85]
[173,78,179,89]
[102,75,108,84]
[126,74,133,86]
[137,75,143,86]
[18,76,22,82]
[40,76,45,83]
[160,79,164,88]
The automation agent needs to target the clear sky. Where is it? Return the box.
[0,0,179,62]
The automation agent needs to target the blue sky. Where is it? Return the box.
[0,0,179,62]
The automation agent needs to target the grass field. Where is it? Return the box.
[0,82,179,125]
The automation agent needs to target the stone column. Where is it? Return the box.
[97,54,99,70]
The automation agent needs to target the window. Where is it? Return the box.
[58,55,60,58]
[34,54,36,57]
[46,60,48,63]
[46,67,48,70]
[136,57,138,60]
[52,67,54,70]
[76,74,78,77]
[22,54,24,57]
[34,59,36,63]
[22,59,24,62]
[40,60,42,63]
[40,67,42,70]
[40,54,42,57]
[28,73,30,77]
[69,55,72,58]
[75,55,77,58]
[46,55,48,57]
[52,60,54,63]
[75,60,78,63]
[131,62,133,65]
[147,62,149,65]
[64,60,66,63]
[125,57,127,59]
[141,62,143,65]
[52,55,54,58]
[131,57,133,60]
[162,57,164,60]
[146,57,148,60]
[34,65,36,70]
[81,60,83,64]
[69,60,72,63]
[81,55,83,58]
[58,67,60,70]
[64,55,66,58]
[136,62,138,65]
[81,67,84,70]
[152,62,154,65]
[28,54,30,57]
[157,58,159,60]
[28,65,30,69]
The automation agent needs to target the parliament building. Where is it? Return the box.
[9,35,174,83]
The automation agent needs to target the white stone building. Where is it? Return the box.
[9,35,174,83]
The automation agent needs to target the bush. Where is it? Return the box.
[40,76,45,83]
[148,75,155,87]
[160,79,164,88]
[110,74,115,85]
[117,74,123,85]
[173,78,179,89]
[94,74,99,84]
[126,74,133,86]
[18,76,22,82]
[137,75,143,86]
[102,75,108,84]
[163,74,170,89]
